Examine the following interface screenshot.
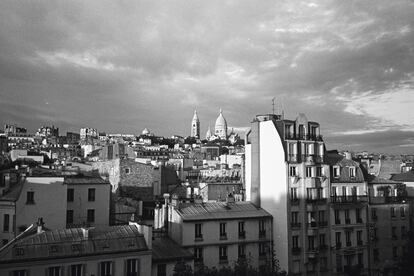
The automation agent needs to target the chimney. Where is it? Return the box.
[37,217,44,234]
[344,151,352,160]
[226,193,235,204]
[163,194,170,231]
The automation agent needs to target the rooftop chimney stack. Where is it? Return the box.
[36,217,44,234]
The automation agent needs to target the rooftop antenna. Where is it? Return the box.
[272,97,276,115]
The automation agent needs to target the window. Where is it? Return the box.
[392,226,397,239]
[308,235,315,250]
[126,259,139,276]
[15,247,24,256]
[336,254,342,272]
[70,264,83,276]
[195,223,203,239]
[26,191,34,204]
[2,239,8,246]
[289,166,297,176]
[308,211,316,226]
[3,214,9,232]
[356,208,362,223]
[316,167,323,177]
[346,231,351,246]
[157,264,166,276]
[88,188,95,202]
[391,207,396,218]
[194,247,203,263]
[238,221,245,238]
[371,208,377,220]
[48,266,61,276]
[219,223,227,239]
[292,235,299,248]
[400,207,406,218]
[333,166,340,177]
[66,210,74,225]
[318,210,325,224]
[100,261,112,276]
[335,232,342,248]
[67,188,74,202]
[320,257,328,271]
[259,242,267,256]
[12,270,27,276]
[349,167,356,178]
[357,230,363,245]
[319,234,326,247]
[290,188,298,200]
[373,249,379,261]
[358,253,363,267]
[125,168,131,174]
[291,212,299,226]
[345,210,350,224]
[335,210,341,224]
[402,226,407,238]
[238,244,246,258]
[219,246,228,261]
[306,166,313,177]
[87,209,95,223]
[259,220,266,237]
[393,247,398,258]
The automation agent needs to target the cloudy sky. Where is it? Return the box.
[0,1,413,153]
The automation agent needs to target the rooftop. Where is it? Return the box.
[390,170,414,182]
[176,201,271,221]
[0,225,148,263]
[152,237,193,262]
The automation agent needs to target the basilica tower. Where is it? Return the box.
[190,109,200,138]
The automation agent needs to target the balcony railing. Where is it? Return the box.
[331,195,368,204]
[318,221,328,227]
[291,198,300,205]
[307,222,317,228]
[291,222,301,229]
[336,242,342,249]
[259,230,266,238]
[238,231,246,239]
[288,154,298,162]
[292,247,301,255]
[285,133,323,141]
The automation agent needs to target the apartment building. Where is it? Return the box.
[367,177,410,276]
[327,152,369,275]
[0,169,111,244]
[155,194,273,272]
[245,113,330,275]
[0,222,152,276]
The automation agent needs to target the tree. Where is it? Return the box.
[173,259,193,276]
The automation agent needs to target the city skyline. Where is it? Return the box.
[1,1,414,154]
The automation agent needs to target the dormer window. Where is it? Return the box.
[333,166,340,178]
[349,167,356,178]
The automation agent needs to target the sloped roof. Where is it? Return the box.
[152,237,193,262]
[390,170,414,182]
[368,175,402,184]
[0,225,148,263]
[177,201,272,221]
[378,160,401,179]
[64,175,109,185]
[0,181,24,202]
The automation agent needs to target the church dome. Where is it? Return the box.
[142,128,150,135]
[214,109,228,139]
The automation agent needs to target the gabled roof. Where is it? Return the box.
[0,225,148,263]
[176,201,272,221]
[390,170,414,182]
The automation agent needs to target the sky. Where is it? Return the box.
[0,0,414,154]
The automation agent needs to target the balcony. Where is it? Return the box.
[195,234,203,242]
[357,240,363,246]
[331,195,368,204]
[346,242,352,247]
[290,198,300,205]
[288,154,298,162]
[345,218,351,224]
[319,244,328,251]
[219,234,227,240]
[238,231,246,239]
[336,242,342,249]
[292,247,301,255]
[344,265,362,275]
[318,221,328,227]
[335,220,341,225]
[370,196,407,204]
[291,222,301,229]
[285,133,323,141]
[259,230,266,239]
[357,218,363,224]
[307,222,317,228]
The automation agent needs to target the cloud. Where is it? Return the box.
[0,0,413,152]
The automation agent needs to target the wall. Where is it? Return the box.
[16,177,66,231]
[258,120,289,272]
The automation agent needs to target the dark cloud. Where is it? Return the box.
[0,0,413,152]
